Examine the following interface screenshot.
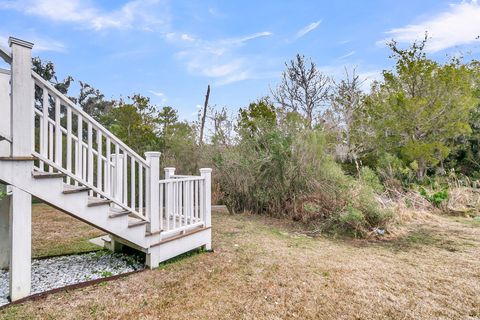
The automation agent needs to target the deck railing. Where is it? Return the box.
[158,168,211,237]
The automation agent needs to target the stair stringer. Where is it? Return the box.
[0,160,160,249]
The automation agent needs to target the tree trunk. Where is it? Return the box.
[199,85,210,145]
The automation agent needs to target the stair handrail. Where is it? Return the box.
[31,71,149,167]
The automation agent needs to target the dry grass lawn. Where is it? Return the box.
[1,205,480,319]
[31,204,104,258]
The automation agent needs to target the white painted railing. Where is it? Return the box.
[31,72,151,221]
[159,168,211,237]
[1,37,212,236]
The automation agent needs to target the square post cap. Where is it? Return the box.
[8,37,34,49]
[145,151,161,158]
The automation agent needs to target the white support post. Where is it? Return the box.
[145,152,161,233]
[111,154,124,205]
[0,190,10,270]
[9,185,32,301]
[200,168,212,250]
[9,37,34,157]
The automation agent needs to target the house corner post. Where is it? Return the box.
[9,185,32,301]
[8,37,34,301]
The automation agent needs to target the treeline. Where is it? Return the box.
[32,35,480,237]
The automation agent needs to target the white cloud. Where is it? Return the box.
[295,20,321,39]
[0,34,66,52]
[379,1,480,52]
[0,0,168,31]
[180,34,195,42]
[148,90,167,103]
[148,90,164,97]
[337,51,356,60]
[169,31,273,85]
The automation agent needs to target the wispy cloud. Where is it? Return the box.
[295,20,321,39]
[148,90,167,103]
[378,1,480,52]
[0,0,169,31]
[0,34,66,52]
[169,31,274,85]
[337,50,356,60]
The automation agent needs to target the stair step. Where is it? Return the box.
[109,209,130,218]
[145,230,162,237]
[128,218,148,228]
[0,156,36,161]
[32,171,66,179]
[150,227,210,248]
[87,197,112,207]
[63,184,91,194]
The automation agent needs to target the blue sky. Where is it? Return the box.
[1,0,480,120]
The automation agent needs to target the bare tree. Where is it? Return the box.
[208,106,235,146]
[325,68,367,172]
[271,54,330,128]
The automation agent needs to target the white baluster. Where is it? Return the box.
[76,114,83,178]
[165,167,175,231]
[131,157,135,210]
[54,98,62,166]
[139,165,143,216]
[41,89,49,169]
[96,131,102,191]
[48,122,53,172]
[87,123,93,187]
[66,107,72,184]
[123,152,127,205]
[105,137,111,195]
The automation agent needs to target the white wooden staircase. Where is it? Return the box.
[0,37,212,301]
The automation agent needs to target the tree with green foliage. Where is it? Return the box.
[238,98,277,134]
[75,81,113,122]
[101,95,159,155]
[363,36,478,180]
[32,57,73,95]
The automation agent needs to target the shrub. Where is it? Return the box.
[213,112,393,238]
[359,167,384,193]
[419,187,449,207]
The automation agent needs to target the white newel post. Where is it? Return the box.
[111,154,124,204]
[145,152,161,233]
[7,37,34,301]
[9,37,34,157]
[200,168,212,250]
